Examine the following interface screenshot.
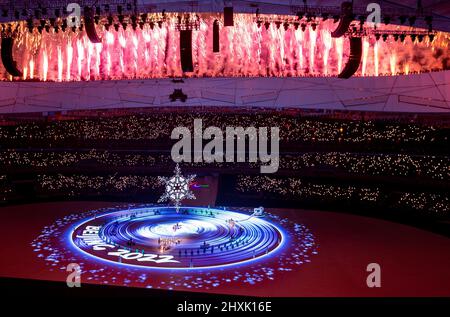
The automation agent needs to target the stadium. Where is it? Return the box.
[0,0,449,309]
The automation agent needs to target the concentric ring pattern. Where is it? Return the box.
[71,206,284,269]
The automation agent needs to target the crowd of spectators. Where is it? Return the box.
[1,150,448,180]
[0,111,446,147]
[235,175,450,216]
[37,174,160,197]
[0,108,448,219]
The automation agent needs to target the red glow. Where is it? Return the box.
[4,13,449,82]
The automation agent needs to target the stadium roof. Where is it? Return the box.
[0,0,448,114]
[0,0,449,31]
[1,71,448,114]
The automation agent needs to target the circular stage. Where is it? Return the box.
[2,201,448,296]
[26,203,316,291]
[71,206,284,269]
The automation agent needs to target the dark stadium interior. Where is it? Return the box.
[1,108,448,234]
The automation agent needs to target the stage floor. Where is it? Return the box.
[0,201,449,297]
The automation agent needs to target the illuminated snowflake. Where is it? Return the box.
[158,164,196,212]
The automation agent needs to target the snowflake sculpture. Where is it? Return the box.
[158,164,196,212]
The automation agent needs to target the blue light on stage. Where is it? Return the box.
[69,206,287,270]
[32,204,317,290]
